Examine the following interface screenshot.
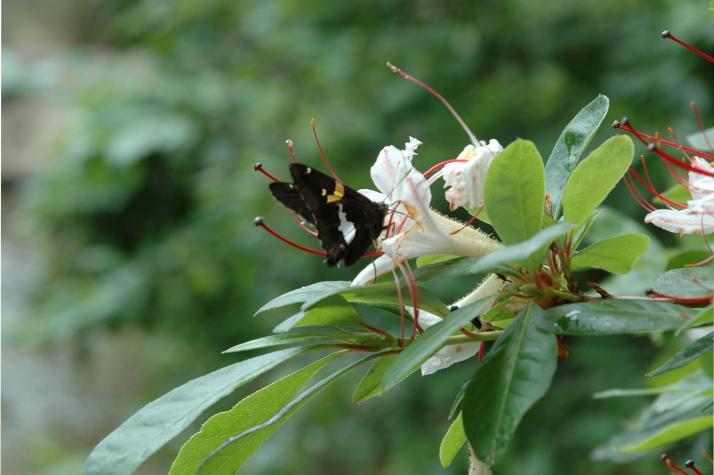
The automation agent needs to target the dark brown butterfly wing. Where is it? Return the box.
[268,163,386,267]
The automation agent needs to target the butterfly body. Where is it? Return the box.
[269,163,387,266]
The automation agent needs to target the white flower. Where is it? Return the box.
[352,138,501,286]
[442,139,503,212]
[420,274,503,376]
[644,157,714,234]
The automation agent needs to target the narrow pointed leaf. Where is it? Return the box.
[676,306,713,335]
[254,281,350,316]
[169,353,341,475]
[562,135,634,225]
[415,223,574,281]
[484,139,545,245]
[545,300,695,335]
[463,305,557,465]
[274,295,363,333]
[306,282,449,317]
[571,233,649,274]
[198,352,381,472]
[545,95,609,217]
[223,333,356,353]
[382,299,491,391]
[647,332,713,377]
[352,354,398,404]
[82,348,306,475]
[439,413,467,468]
[620,416,713,453]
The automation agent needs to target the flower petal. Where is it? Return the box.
[421,342,481,376]
[644,208,714,235]
[351,254,396,287]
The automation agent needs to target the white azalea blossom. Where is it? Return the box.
[419,274,503,376]
[352,137,501,286]
[644,157,714,234]
[442,139,503,212]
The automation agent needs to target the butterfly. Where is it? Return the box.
[269,163,387,267]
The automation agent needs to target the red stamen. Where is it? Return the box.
[685,460,705,475]
[661,454,691,475]
[310,118,340,181]
[648,143,714,178]
[387,62,479,146]
[632,159,686,209]
[391,267,406,342]
[361,322,392,338]
[690,102,714,153]
[254,217,327,257]
[668,127,694,164]
[288,211,318,236]
[647,290,713,306]
[477,341,485,363]
[400,262,421,342]
[422,158,469,178]
[623,171,657,212]
[285,139,296,163]
[450,209,483,235]
[254,162,281,183]
[615,121,714,162]
[662,30,714,63]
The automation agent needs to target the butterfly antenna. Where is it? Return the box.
[311,118,341,180]
[387,62,479,146]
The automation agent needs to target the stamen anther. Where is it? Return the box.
[611,120,621,128]
[386,61,479,146]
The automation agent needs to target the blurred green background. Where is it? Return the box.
[2,1,712,474]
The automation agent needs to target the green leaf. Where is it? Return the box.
[82,348,306,475]
[545,300,695,335]
[197,352,381,472]
[254,281,350,317]
[439,413,467,468]
[571,233,649,274]
[647,332,713,377]
[308,282,449,317]
[676,306,714,335]
[463,305,557,465]
[416,255,458,267]
[654,268,713,298]
[620,416,713,453]
[701,349,713,379]
[483,139,545,245]
[562,135,634,225]
[545,95,609,218]
[274,295,363,333]
[223,333,356,353]
[382,299,491,391]
[169,352,341,475]
[414,223,574,281]
[352,354,398,404]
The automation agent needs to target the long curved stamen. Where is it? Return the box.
[623,172,657,212]
[661,30,714,63]
[646,142,714,178]
[289,211,318,236]
[450,209,483,235]
[422,158,469,178]
[254,162,281,183]
[384,200,403,239]
[685,460,705,475]
[690,102,714,153]
[661,454,691,475]
[285,139,297,163]
[310,118,340,181]
[647,290,713,306]
[391,266,406,342]
[629,166,685,209]
[477,342,486,363]
[614,120,714,162]
[254,217,327,257]
[399,262,421,342]
[387,62,479,146]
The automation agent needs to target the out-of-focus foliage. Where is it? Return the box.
[3,0,712,474]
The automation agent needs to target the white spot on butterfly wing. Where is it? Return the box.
[337,204,356,244]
